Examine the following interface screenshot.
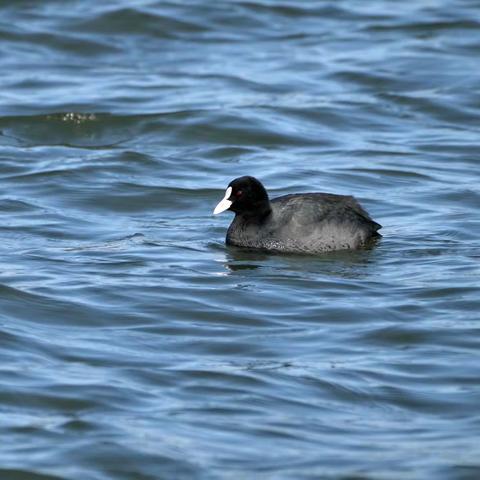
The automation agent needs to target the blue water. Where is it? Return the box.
[1,1,480,479]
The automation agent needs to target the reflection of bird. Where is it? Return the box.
[214,176,382,254]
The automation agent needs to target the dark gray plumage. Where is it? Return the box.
[213,176,381,254]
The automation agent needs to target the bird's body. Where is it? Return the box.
[214,176,381,254]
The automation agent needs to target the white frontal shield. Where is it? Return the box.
[213,186,233,214]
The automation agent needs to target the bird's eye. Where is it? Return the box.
[236,190,243,197]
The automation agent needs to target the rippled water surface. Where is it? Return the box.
[1,1,480,479]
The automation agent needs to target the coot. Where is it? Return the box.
[213,176,381,254]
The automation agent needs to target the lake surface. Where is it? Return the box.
[1,1,480,479]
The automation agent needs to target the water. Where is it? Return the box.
[1,1,480,479]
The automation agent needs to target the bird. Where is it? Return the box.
[213,176,381,254]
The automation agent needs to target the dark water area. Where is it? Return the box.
[1,1,480,479]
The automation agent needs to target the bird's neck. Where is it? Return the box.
[238,201,272,222]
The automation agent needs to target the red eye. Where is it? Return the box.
[236,190,243,197]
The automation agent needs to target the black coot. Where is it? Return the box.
[213,176,382,254]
